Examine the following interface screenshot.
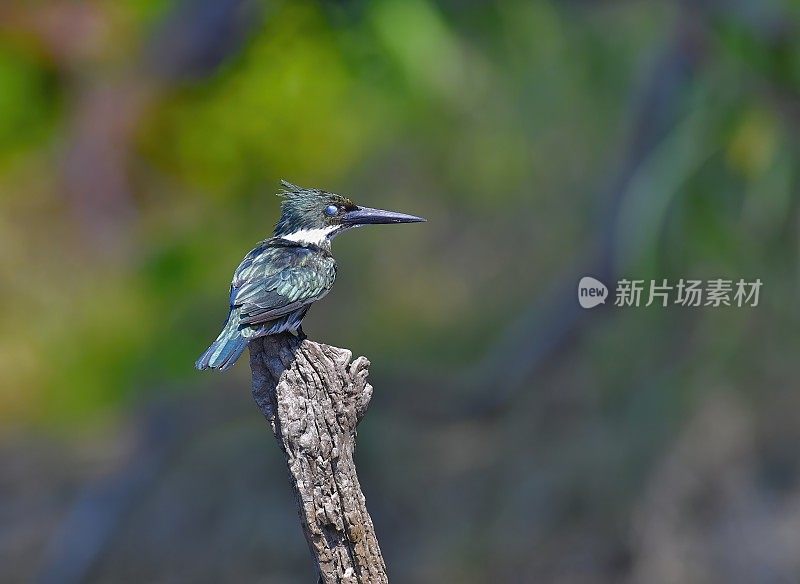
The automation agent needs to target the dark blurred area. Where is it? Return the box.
[1,0,799,582]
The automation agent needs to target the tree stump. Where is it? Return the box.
[249,333,388,584]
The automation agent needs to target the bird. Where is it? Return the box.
[195,180,426,371]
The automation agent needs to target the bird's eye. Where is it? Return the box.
[324,205,339,217]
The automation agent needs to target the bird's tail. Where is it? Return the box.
[195,313,248,371]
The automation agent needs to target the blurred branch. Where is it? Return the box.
[61,0,264,251]
[249,334,387,584]
[144,0,263,82]
[35,398,217,584]
[445,0,800,422]
[394,6,708,421]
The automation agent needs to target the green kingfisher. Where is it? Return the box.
[196,180,426,371]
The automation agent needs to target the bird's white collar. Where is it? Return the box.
[280,226,340,245]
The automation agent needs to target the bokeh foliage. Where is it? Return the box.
[2,0,800,582]
[0,0,796,427]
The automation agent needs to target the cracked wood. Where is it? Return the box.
[249,333,388,584]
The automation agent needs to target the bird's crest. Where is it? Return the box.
[277,179,304,197]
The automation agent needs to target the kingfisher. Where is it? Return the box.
[195,180,426,371]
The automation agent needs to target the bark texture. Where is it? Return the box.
[249,333,388,584]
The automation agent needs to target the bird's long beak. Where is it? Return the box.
[342,206,426,226]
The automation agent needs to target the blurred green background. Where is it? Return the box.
[1,0,799,582]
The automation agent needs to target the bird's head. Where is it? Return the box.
[274,180,425,245]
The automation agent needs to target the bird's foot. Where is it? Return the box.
[295,326,307,341]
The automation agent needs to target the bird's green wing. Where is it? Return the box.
[230,241,336,326]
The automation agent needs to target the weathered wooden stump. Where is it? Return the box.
[249,333,387,584]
